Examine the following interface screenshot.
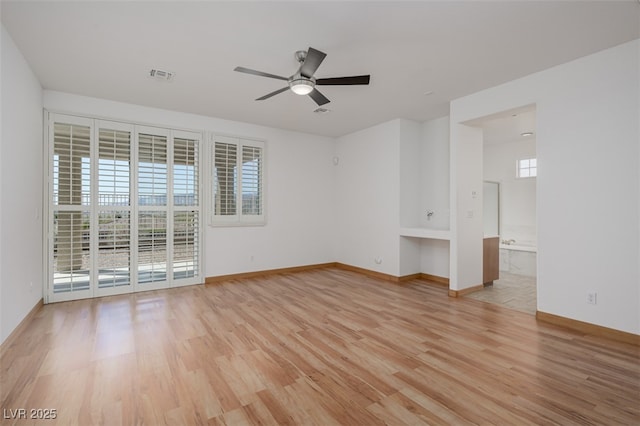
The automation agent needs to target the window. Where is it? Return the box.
[47,114,202,303]
[517,157,537,178]
[212,136,265,225]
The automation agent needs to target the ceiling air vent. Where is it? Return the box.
[149,69,174,81]
[313,107,331,114]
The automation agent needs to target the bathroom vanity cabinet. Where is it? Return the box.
[483,237,499,285]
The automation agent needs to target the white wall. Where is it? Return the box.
[449,123,484,290]
[399,120,422,228]
[420,239,450,279]
[42,91,336,279]
[207,137,336,275]
[335,120,401,276]
[419,116,451,278]
[376,115,451,279]
[451,39,639,334]
[421,117,450,230]
[484,138,537,246]
[398,119,422,276]
[0,25,44,344]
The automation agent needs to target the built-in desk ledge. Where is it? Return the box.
[399,227,451,240]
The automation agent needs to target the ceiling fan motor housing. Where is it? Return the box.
[294,50,308,63]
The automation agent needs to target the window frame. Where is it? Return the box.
[45,112,204,303]
[517,157,537,179]
[210,134,266,227]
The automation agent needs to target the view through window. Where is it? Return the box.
[49,115,201,302]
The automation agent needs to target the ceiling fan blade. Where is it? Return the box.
[308,88,330,106]
[234,66,288,81]
[299,47,327,78]
[316,75,370,86]
[256,86,290,101]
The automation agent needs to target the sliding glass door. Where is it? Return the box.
[47,114,202,302]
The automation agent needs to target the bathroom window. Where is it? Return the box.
[517,158,537,178]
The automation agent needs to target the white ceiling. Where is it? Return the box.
[468,104,536,146]
[2,1,638,137]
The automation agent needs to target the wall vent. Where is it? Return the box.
[149,69,175,81]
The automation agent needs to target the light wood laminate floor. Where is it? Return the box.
[1,268,638,425]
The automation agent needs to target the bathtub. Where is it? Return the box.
[499,244,537,253]
[499,243,537,276]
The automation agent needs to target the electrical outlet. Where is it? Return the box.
[374,257,383,265]
[587,292,597,305]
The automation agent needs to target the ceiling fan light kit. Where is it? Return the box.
[234,46,370,106]
[289,76,315,95]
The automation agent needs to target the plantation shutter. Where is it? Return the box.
[213,137,238,221]
[241,144,264,219]
[137,129,169,285]
[173,134,199,280]
[47,113,203,303]
[211,136,265,225]
[96,122,133,292]
[52,119,92,296]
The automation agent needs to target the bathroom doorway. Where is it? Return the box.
[467,105,538,314]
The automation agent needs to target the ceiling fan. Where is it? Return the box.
[234,47,370,106]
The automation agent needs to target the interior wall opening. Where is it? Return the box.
[466,104,538,314]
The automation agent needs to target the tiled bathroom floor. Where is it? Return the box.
[466,272,537,315]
